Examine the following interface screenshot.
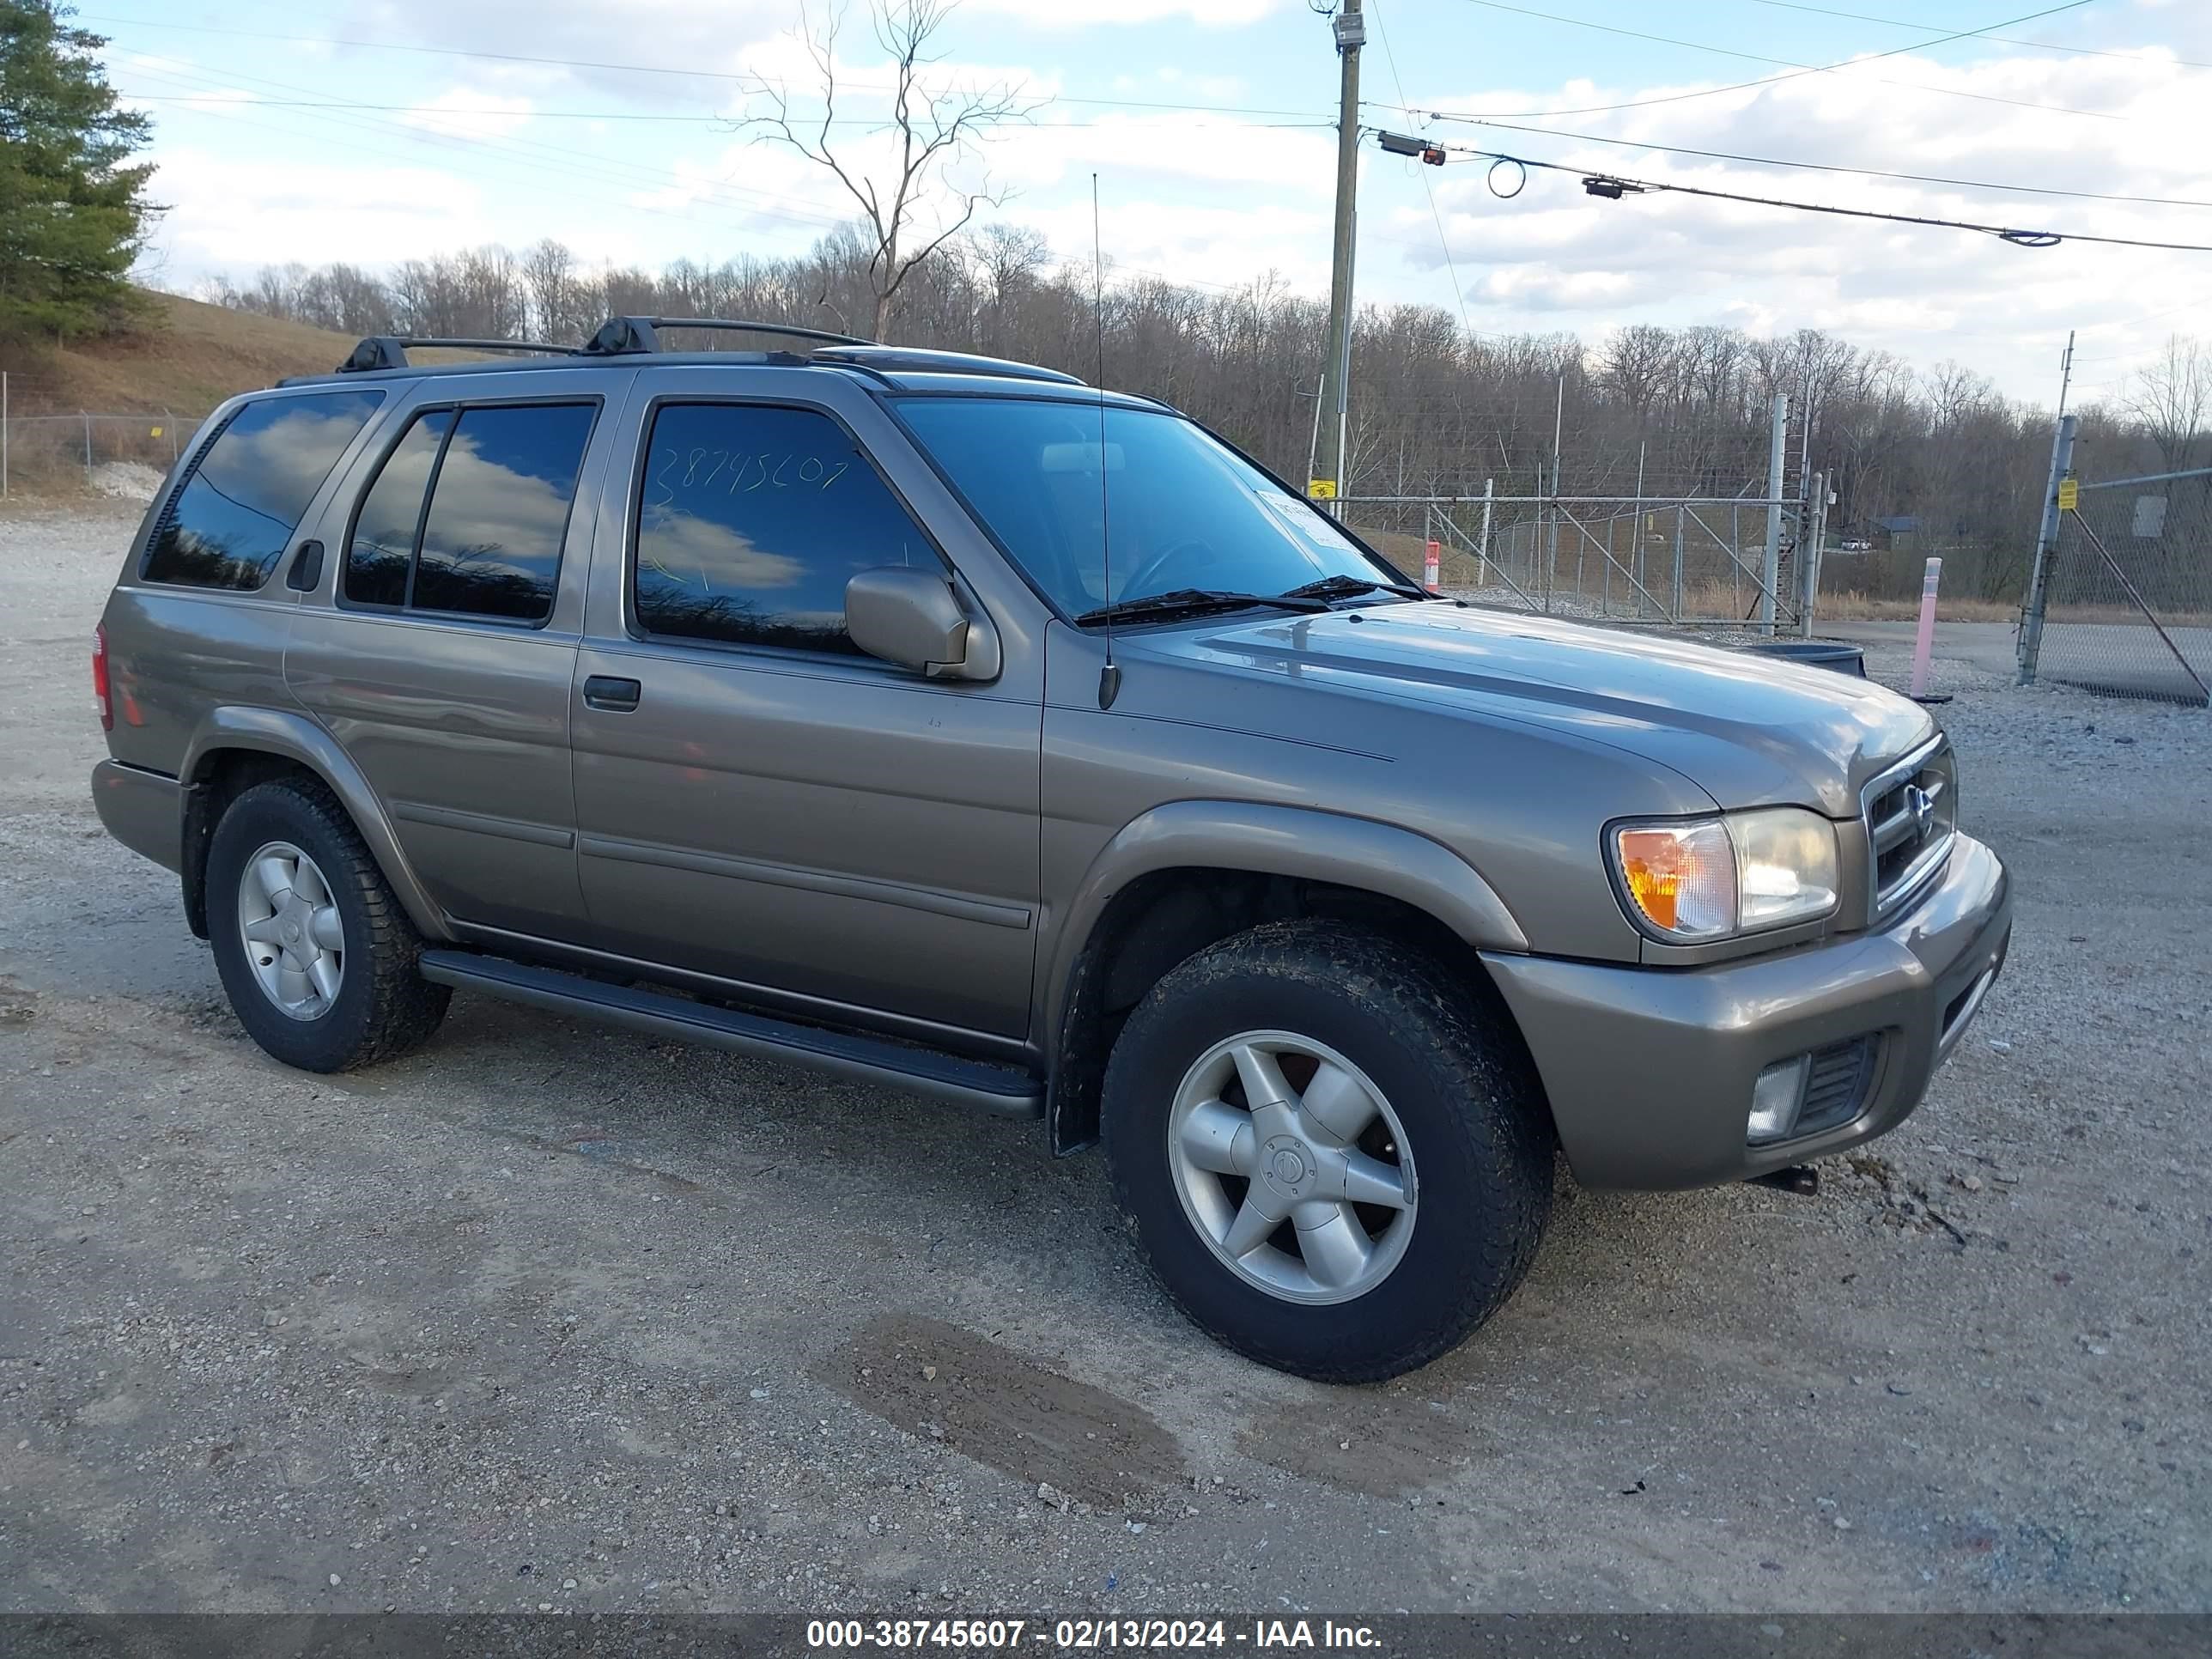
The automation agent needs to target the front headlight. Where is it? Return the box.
[1611,807,1839,943]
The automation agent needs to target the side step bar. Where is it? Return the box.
[417,951,1043,1118]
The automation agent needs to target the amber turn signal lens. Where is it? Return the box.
[1613,821,1735,939]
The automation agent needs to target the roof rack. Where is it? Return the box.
[584,316,872,356]
[576,319,1082,385]
[337,337,577,374]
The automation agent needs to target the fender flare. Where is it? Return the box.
[179,705,452,942]
[1039,800,1528,1150]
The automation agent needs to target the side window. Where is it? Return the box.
[142,391,384,590]
[345,409,450,608]
[634,402,941,654]
[345,403,596,623]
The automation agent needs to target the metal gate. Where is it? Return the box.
[2024,461,2212,708]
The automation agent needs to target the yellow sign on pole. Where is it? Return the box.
[2057,477,2079,511]
[149,426,162,438]
[1306,478,1337,501]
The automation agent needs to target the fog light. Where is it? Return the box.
[1747,1055,1811,1145]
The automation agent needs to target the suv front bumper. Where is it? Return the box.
[1482,834,2011,1189]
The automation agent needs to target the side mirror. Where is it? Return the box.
[846,566,996,680]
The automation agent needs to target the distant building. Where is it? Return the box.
[1870,514,1921,552]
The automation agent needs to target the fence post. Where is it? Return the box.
[166,409,178,468]
[1478,477,1492,585]
[2019,411,2078,686]
[1759,392,1789,635]
[83,412,93,477]
[1799,470,1827,637]
[1671,505,1684,622]
[2,370,8,499]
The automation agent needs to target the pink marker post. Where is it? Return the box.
[1908,556,1942,699]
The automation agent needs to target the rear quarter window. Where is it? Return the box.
[141,391,386,591]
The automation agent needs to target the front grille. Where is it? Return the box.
[1863,740,1957,921]
[1798,1034,1880,1137]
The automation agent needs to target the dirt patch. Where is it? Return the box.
[1237,1390,1479,1498]
[817,1314,1184,1508]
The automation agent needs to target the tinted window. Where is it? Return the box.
[142,391,384,590]
[343,403,595,622]
[895,397,1394,617]
[345,410,451,608]
[634,403,940,654]
[414,404,597,622]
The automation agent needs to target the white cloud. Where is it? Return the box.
[963,0,1287,25]
[398,88,537,140]
[1386,21,2212,397]
[142,148,495,274]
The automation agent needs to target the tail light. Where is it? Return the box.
[93,625,113,732]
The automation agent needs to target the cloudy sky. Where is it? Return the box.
[104,0,2210,404]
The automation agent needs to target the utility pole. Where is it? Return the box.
[1310,0,1364,517]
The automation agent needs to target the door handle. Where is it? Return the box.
[582,675,642,712]
[285,540,325,592]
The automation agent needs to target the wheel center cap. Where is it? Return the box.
[1261,1135,1312,1197]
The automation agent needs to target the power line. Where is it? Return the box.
[1425,0,2099,120]
[1367,0,1481,341]
[121,58,858,236]
[119,91,1330,131]
[1453,0,2116,121]
[1394,115,2212,210]
[1741,0,2212,71]
[125,58,1310,301]
[82,10,1333,120]
[1428,140,2212,252]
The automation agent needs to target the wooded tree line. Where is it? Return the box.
[201,228,2205,605]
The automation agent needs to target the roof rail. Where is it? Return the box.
[584,316,872,356]
[337,337,577,374]
[810,344,1084,386]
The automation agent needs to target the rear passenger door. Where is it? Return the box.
[288,373,627,940]
[568,378,1044,1043]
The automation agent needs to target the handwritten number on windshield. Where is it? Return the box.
[648,447,851,508]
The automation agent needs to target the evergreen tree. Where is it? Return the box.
[0,2,155,337]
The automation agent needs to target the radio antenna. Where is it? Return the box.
[1092,172,1121,710]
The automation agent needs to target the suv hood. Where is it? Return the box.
[1157,602,1935,817]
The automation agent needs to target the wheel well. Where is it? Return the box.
[1048,867,1524,1155]
[180,750,324,938]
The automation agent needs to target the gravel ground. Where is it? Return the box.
[3,501,2208,1616]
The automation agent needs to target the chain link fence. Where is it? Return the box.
[1,401,198,498]
[2031,463,2212,708]
[1343,489,1810,630]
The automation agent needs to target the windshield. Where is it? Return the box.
[894,397,1401,619]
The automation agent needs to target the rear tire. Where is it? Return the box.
[1103,921,1552,1382]
[205,778,449,1072]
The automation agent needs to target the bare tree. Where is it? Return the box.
[521,238,580,343]
[2119,335,2210,474]
[739,0,1040,339]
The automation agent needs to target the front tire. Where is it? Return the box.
[205,778,449,1072]
[1103,921,1552,1382]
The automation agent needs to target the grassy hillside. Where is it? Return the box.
[0,290,365,417]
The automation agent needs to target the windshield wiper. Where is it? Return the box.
[1282,573,1433,602]
[1072,588,1333,628]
